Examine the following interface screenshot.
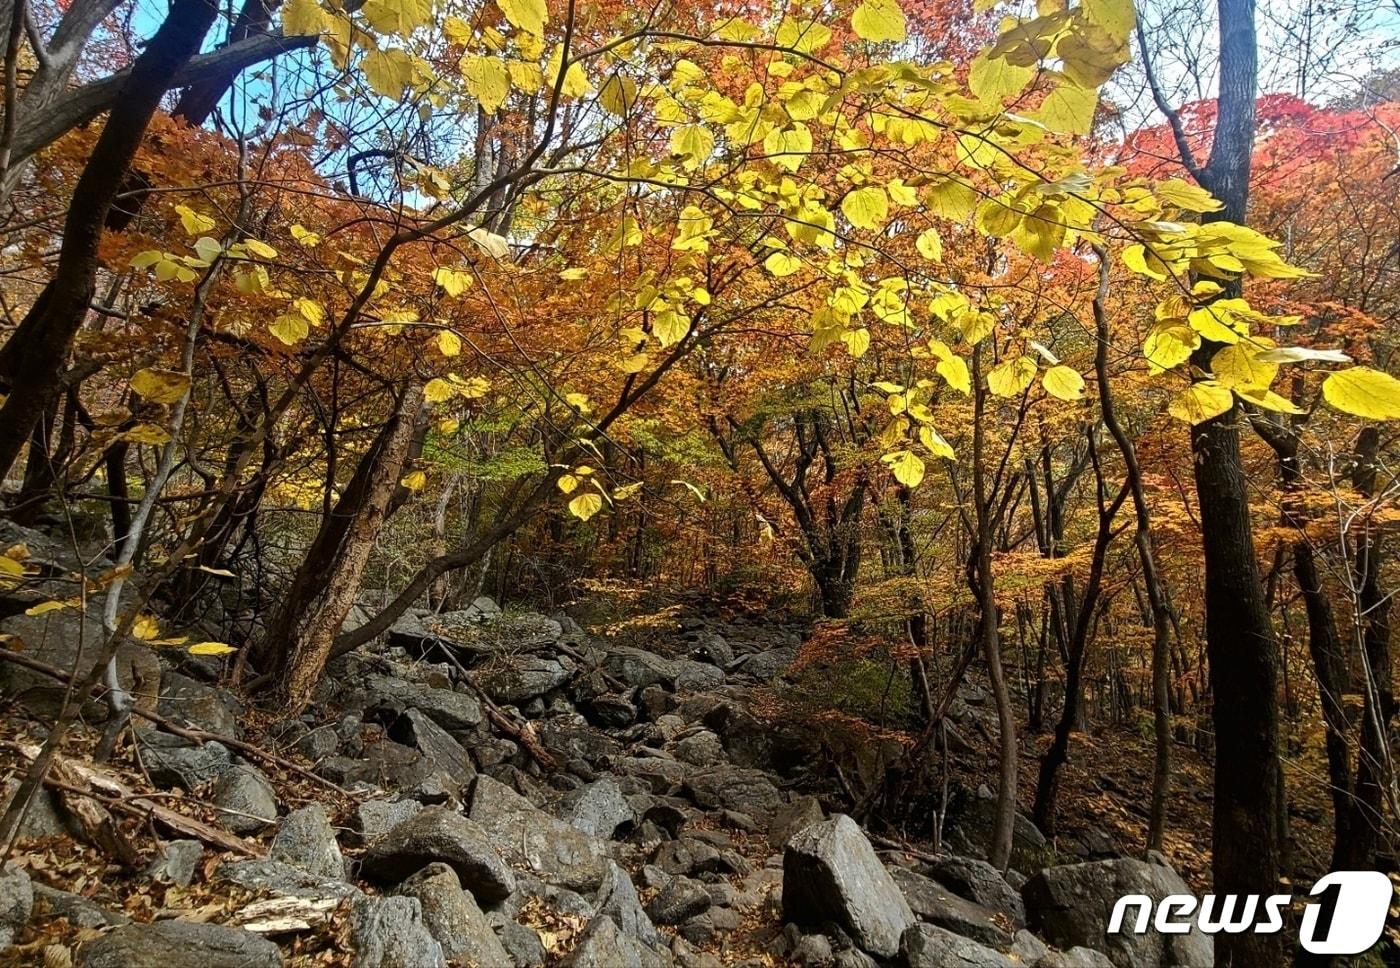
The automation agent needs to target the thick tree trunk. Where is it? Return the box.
[270,386,423,711]
[1190,0,1285,960]
[0,0,218,482]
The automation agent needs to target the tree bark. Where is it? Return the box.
[0,0,219,482]
[270,386,424,711]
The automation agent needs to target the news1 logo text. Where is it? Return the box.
[1108,871,1393,955]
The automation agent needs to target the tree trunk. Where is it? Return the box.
[1190,0,1285,959]
[269,386,423,711]
[970,345,1017,871]
[0,0,219,482]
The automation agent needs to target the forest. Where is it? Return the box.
[0,0,1395,963]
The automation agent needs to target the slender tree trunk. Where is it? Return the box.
[970,345,1017,871]
[1090,250,1175,850]
[0,0,218,482]
[272,386,423,711]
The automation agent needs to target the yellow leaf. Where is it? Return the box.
[915,227,943,262]
[1083,0,1136,39]
[568,492,603,521]
[761,124,812,172]
[968,51,1033,102]
[764,251,802,277]
[852,0,907,42]
[400,470,427,491]
[497,0,546,35]
[437,330,463,357]
[283,0,326,36]
[987,356,1037,397]
[364,47,417,100]
[1042,365,1085,401]
[462,54,511,112]
[123,423,172,445]
[669,125,714,169]
[1155,178,1222,213]
[1235,386,1302,415]
[269,313,309,345]
[1322,367,1400,421]
[242,238,278,260]
[841,186,890,231]
[1123,243,1168,281]
[360,0,431,34]
[130,368,190,405]
[132,615,162,640]
[1211,344,1276,390]
[290,224,321,247]
[599,74,638,115]
[840,328,871,358]
[433,267,472,296]
[424,378,455,402]
[918,426,955,460]
[1168,380,1235,424]
[882,450,926,487]
[25,600,73,616]
[188,641,237,656]
[1142,323,1198,372]
[175,205,216,236]
[1036,79,1099,135]
[557,473,579,494]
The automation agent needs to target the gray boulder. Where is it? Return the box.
[646,876,711,926]
[1022,858,1212,968]
[900,923,1018,967]
[769,796,825,849]
[270,804,343,879]
[216,859,359,902]
[0,866,31,946]
[1038,948,1117,967]
[783,815,915,958]
[210,764,277,834]
[565,778,633,839]
[353,799,422,844]
[360,806,515,904]
[890,867,1012,950]
[684,767,781,822]
[470,776,608,893]
[595,861,661,948]
[562,915,668,968]
[77,920,283,968]
[364,675,482,732]
[144,839,203,887]
[31,882,127,928]
[926,855,1026,927]
[393,863,511,966]
[157,672,241,737]
[347,894,445,968]
[138,733,232,790]
[476,655,572,704]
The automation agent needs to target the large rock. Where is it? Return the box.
[899,923,1018,967]
[0,866,32,946]
[1022,858,1213,968]
[396,709,475,782]
[210,764,277,834]
[347,894,445,968]
[470,775,608,893]
[783,815,915,958]
[646,876,711,925]
[890,868,1012,950]
[270,804,343,879]
[564,778,633,839]
[76,920,283,968]
[137,733,233,790]
[925,855,1025,927]
[561,915,668,968]
[360,807,515,904]
[216,859,359,902]
[0,609,144,717]
[393,863,511,967]
[157,672,242,737]
[353,799,423,844]
[684,767,782,822]
[32,882,128,928]
[594,861,661,949]
[364,675,482,732]
[476,655,572,704]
